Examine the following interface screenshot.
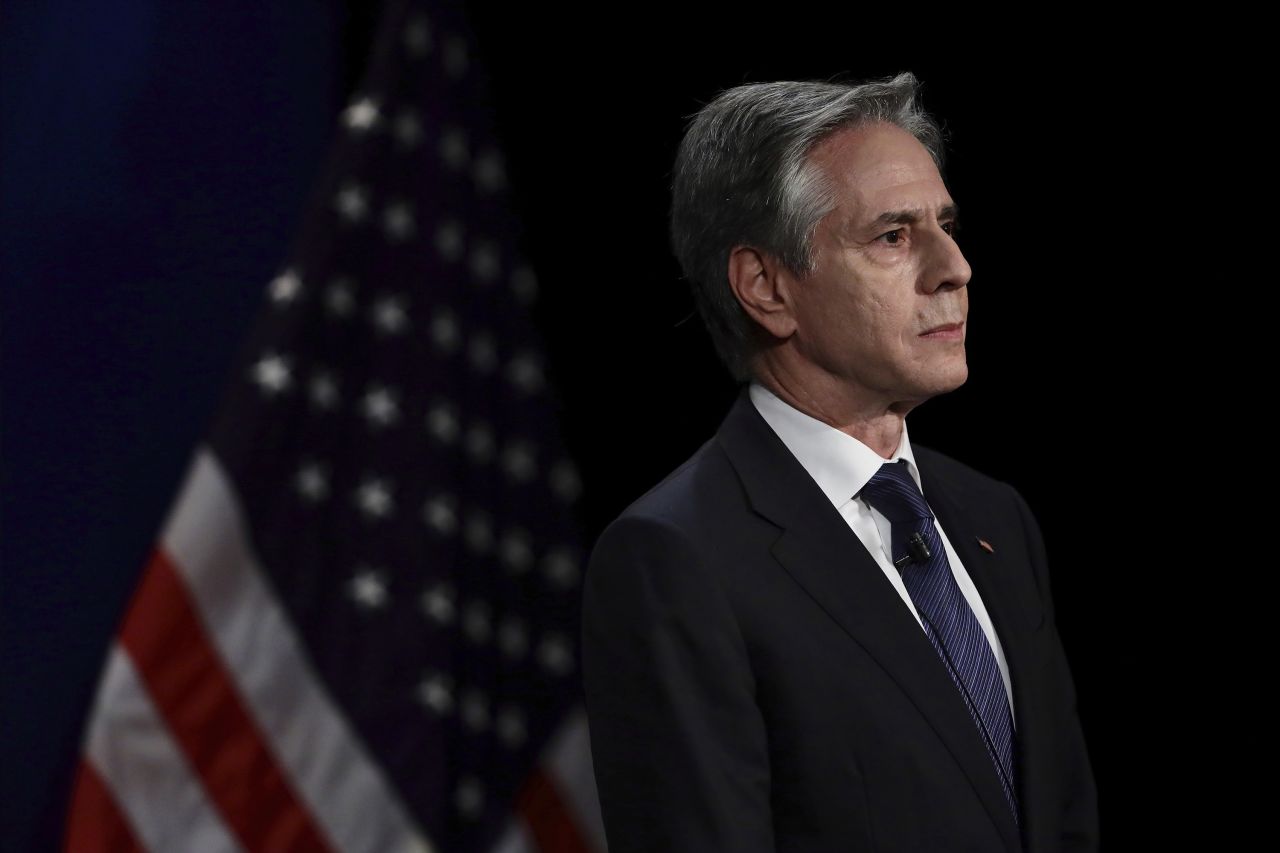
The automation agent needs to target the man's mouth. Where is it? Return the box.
[920,322,963,339]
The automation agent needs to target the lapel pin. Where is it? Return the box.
[976,537,995,554]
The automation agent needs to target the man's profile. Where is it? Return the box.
[580,72,1099,852]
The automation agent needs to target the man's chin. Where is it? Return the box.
[921,364,969,399]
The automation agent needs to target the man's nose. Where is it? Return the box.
[923,225,972,293]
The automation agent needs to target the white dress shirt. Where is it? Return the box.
[748,381,1016,726]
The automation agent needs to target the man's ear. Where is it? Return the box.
[727,245,797,340]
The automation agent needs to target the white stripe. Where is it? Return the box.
[160,447,432,853]
[542,708,608,851]
[85,645,243,853]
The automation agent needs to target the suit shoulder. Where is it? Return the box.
[598,434,740,536]
[583,436,738,603]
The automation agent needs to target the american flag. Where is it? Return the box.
[61,1,606,850]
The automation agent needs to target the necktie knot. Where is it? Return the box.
[859,459,933,527]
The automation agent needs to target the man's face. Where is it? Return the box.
[787,121,972,410]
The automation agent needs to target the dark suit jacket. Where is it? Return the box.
[581,385,1099,852]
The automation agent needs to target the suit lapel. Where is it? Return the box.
[716,387,1023,853]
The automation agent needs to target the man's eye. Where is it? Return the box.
[943,221,960,238]
[879,229,904,244]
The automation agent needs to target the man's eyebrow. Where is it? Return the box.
[863,203,960,230]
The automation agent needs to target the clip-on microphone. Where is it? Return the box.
[893,531,932,570]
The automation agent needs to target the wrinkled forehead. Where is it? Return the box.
[808,123,953,230]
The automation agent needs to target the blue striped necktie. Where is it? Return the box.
[859,459,1020,826]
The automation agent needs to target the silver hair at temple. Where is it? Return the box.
[669,71,947,382]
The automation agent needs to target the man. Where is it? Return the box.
[580,73,1099,852]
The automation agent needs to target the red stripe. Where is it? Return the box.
[517,767,592,853]
[63,759,146,853]
[118,548,332,852]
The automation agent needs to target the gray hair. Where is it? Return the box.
[669,71,946,382]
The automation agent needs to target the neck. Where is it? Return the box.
[752,366,912,460]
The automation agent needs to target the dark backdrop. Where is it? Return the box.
[3,3,1206,849]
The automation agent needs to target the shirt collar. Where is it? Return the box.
[747,380,922,507]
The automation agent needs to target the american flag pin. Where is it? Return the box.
[976,537,995,554]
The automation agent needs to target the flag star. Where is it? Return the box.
[382,202,416,242]
[295,462,330,502]
[361,386,401,428]
[403,15,432,57]
[392,109,423,148]
[250,353,292,395]
[473,148,506,193]
[542,546,581,588]
[438,126,469,170]
[325,279,357,318]
[469,241,500,284]
[501,439,537,483]
[334,183,370,223]
[464,422,495,463]
[420,581,456,626]
[462,600,492,643]
[506,352,544,395]
[430,308,461,352]
[510,265,538,304]
[497,616,528,659]
[463,511,494,555]
[348,567,389,610]
[416,671,454,715]
[309,371,340,409]
[454,776,484,820]
[498,527,534,573]
[537,633,575,676]
[354,477,394,519]
[269,269,303,304]
[442,36,469,78]
[434,220,464,261]
[460,689,490,732]
[467,332,498,373]
[423,493,458,535]
[549,458,583,502]
[425,401,460,444]
[370,295,410,335]
[342,97,380,132]
[495,705,527,748]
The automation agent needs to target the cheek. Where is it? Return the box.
[856,292,903,345]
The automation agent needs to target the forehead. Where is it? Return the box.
[808,122,951,225]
